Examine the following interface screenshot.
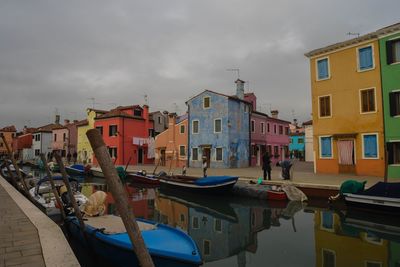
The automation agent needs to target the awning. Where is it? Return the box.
[332,133,358,139]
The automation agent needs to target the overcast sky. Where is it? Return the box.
[0,0,399,130]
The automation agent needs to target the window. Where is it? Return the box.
[279,125,283,135]
[320,136,332,158]
[274,146,279,157]
[285,127,289,135]
[180,214,185,223]
[192,120,199,134]
[34,149,40,156]
[108,147,117,158]
[203,96,210,109]
[274,124,277,134]
[322,249,335,267]
[389,91,400,117]
[203,240,211,256]
[316,57,330,80]
[216,147,223,161]
[158,116,162,124]
[252,145,257,156]
[360,88,376,113]
[36,134,41,141]
[362,134,378,159]
[321,211,334,231]
[261,122,265,134]
[133,108,142,117]
[251,120,255,133]
[267,123,270,133]
[388,142,400,165]
[267,145,272,155]
[386,39,400,64]
[192,148,198,161]
[214,219,222,232]
[148,129,155,137]
[214,119,222,133]
[179,145,186,157]
[109,125,118,136]
[298,138,304,144]
[54,134,57,142]
[365,261,382,267]
[63,133,66,142]
[180,125,185,134]
[96,126,103,135]
[358,45,374,71]
[192,217,199,229]
[319,95,331,117]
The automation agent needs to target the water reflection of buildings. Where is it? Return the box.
[154,194,299,267]
[80,183,156,219]
[314,210,400,267]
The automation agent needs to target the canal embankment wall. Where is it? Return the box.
[0,176,79,267]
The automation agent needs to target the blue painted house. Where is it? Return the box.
[186,80,251,168]
[289,133,305,160]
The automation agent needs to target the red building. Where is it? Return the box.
[93,105,154,166]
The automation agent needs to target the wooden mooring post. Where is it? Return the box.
[1,134,34,201]
[54,153,86,231]
[40,154,67,220]
[87,129,155,267]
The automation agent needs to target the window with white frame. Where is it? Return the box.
[365,261,382,267]
[108,147,117,158]
[192,148,198,161]
[180,125,185,134]
[358,45,374,71]
[214,119,222,133]
[192,120,199,134]
[203,96,211,109]
[261,122,265,134]
[179,145,186,157]
[322,249,336,267]
[109,125,118,136]
[192,217,199,229]
[360,88,376,113]
[387,38,400,64]
[251,120,255,133]
[267,123,270,133]
[388,142,400,165]
[203,240,211,256]
[319,95,331,117]
[389,91,400,117]
[216,147,223,161]
[316,57,330,80]
[274,124,277,134]
[214,219,222,232]
[362,134,378,159]
[320,136,333,158]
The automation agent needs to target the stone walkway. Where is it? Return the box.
[0,185,45,267]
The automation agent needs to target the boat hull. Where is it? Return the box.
[65,218,201,267]
[160,178,237,195]
[126,173,160,185]
[266,190,287,201]
[344,193,400,214]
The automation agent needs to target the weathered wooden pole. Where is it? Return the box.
[54,153,86,231]
[40,154,66,220]
[1,134,32,199]
[87,129,155,267]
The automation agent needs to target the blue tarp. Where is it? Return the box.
[194,176,238,186]
[359,182,400,198]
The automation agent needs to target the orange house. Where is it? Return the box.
[0,125,16,156]
[155,113,188,168]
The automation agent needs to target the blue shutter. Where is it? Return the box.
[363,134,377,158]
[321,137,332,157]
[317,59,328,79]
[322,211,333,229]
[359,46,373,70]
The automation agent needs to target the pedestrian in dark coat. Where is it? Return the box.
[262,152,272,180]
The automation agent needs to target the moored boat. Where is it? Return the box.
[159,175,238,194]
[266,187,288,201]
[65,164,87,176]
[126,170,160,185]
[65,214,202,267]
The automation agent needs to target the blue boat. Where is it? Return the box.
[66,215,202,267]
[159,175,239,194]
[65,164,87,176]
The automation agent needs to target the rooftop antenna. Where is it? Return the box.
[87,97,96,109]
[226,68,240,79]
[347,32,360,38]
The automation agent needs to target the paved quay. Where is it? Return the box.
[127,161,382,189]
[0,177,79,267]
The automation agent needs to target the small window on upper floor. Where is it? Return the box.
[386,39,400,65]
[360,88,376,113]
[251,120,255,133]
[279,125,283,135]
[203,96,210,109]
[133,108,142,117]
[180,125,185,134]
[319,95,331,118]
[214,119,222,133]
[389,91,400,117]
[358,45,374,71]
[316,57,330,80]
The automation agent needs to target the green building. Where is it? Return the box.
[379,27,400,179]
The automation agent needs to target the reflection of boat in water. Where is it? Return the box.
[159,192,238,222]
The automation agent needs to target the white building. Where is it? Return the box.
[303,120,313,162]
[32,123,60,159]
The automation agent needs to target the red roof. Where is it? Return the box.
[0,125,16,132]
[95,108,144,120]
[252,111,291,124]
[34,123,63,133]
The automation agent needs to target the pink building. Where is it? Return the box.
[245,93,290,166]
[52,124,69,157]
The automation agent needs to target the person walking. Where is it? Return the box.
[202,157,208,177]
[262,152,272,180]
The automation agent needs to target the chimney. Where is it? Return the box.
[271,110,279,119]
[64,119,70,125]
[235,79,245,100]
[55,114,60,124]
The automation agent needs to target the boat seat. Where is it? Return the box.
[84,214,156,234]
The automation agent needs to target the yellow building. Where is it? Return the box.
[155,196,188,231]
[76,108,107,164]
[305,35,385,177]
[314,210,388,267]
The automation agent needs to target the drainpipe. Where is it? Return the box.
[186,104,190,167]
[378,40,388,182]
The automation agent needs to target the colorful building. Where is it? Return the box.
[12,126,36,161]
[155,113,188,168]
[289,133,305,160]
[52,124,69,157]
[0,126,16,156]
[76,108,107,164]
[186,79,252,168]
[378,24,400,179]
[303,120,314,163]
[93,105,154,166]
[305,28,386,177]
[150,111,168,136]
[64,119,80,157]
[32,122,62,159]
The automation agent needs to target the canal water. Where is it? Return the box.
[25,168,400,267]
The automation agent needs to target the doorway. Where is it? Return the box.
[202,147,211,167]
[160,149,166,166]
[138,148,143,164]
[337,140,355,173]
